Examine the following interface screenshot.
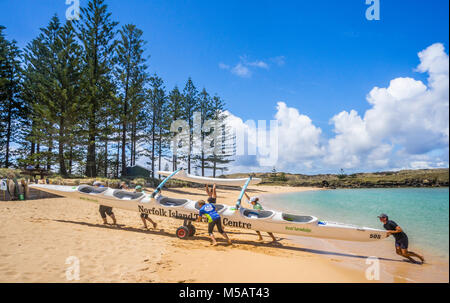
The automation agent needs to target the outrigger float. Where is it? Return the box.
[30,169,387,241]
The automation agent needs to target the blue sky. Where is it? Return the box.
[1,0,449,173]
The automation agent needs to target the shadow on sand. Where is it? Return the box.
[53,219,404,263]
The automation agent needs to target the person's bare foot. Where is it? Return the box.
[211,242,218,246]
[152,222,157,229]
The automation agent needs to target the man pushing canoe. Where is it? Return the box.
[197,199,232,246]
[378,213,425,264]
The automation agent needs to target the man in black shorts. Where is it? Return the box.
[197,200,232,246]
[378,213,424,264]
[94,181,117,225]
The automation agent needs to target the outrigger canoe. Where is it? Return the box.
[30,171,387,242]
[157,169,262,186]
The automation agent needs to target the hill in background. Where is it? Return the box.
[224,168,449,188]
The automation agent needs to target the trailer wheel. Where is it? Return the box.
[187,224,196,237]
[176,226,189,239]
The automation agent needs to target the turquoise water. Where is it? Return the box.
[263,188,449,260]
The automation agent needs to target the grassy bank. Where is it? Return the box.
[2,168,448,189]
[225,168,449,188]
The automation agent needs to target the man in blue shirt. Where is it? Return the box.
[197,200,232,246]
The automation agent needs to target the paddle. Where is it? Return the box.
[151,168,181,198]
[235,177,252,209]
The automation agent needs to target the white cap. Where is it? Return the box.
[250,197,259,203]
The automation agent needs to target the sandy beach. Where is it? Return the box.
[0,185,447,283]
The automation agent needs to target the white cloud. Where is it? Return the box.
[231,63,251,78]
[325,42,449,170]
[218,62,230,70]
[219,55,284,78]
[274,102,324,164]
[223,43,449,173]
[246,60,269,69]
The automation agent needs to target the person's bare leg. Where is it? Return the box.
[205,184,211,197]
[210,234,218,246]
[256,231,263,241]
[146,218,157,229]
[212,184,217,199]
[102,217,108,224]
[141,217,148,228]
[110,214,117,225]
[268,232,277,242]
[403,249,424,263]
[408,251,425,263]
[221,232,232,245]
[400,248,417,263]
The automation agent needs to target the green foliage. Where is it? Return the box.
[1,0,231,179]
[0,26,23,168]
[227,169,449,188]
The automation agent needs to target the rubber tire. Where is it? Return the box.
[176,226,190,239]
[187,224,196,237]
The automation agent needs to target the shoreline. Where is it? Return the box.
[0,185,447,282]
[260,188,449,283]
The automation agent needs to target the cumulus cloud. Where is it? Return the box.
[325,42,448,170]
[274,102,324,163]
[223,43,449,173]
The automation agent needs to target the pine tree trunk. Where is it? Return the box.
[36,144,40,169]
[121,103,128,176]
[104,137,108,177]
[201,151,205,176]
[69,145,73,175]
[47,143,52,171]
[58,131,67,176]
[86,116,97,177]
[158,127,162,179]
[151,123,155,180]
[5,92,12,168]
[58,114,68,176]
[116,140,120,178]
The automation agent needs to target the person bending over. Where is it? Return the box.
[197,200,231,246]
[135,185,157,229]
[378,213,424,264]
[94,181,117,225]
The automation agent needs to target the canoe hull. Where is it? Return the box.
[157,170,262,186]
[30,184,387,242]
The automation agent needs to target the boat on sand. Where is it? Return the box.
[30,170,387,242]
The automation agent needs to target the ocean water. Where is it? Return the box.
[262,188,449,260]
